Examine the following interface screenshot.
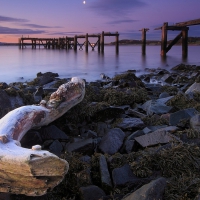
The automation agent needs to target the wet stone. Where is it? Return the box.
[79,185,106,200]
[99,128,125,155]
[49,140,63,157]
[123,177,167,200]
[117,118,144,130]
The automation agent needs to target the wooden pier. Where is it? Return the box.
[155,18,200,57]
[19,31,119,53]
[18,18,200,57]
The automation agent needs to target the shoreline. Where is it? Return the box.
[1,63,200,199]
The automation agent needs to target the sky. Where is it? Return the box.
[0,0,200,43]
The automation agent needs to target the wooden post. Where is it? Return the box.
[140,28,149,55]
[18,38,21,49]
[85,33,88,52]
[74,35,77,51]
[66,37,68,50]
[101,31,104,53]
[182,27,189,57]
[115,31,119,54]
[161,22,168,56]
[98,35,100,52]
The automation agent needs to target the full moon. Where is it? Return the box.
[83,1,86,4]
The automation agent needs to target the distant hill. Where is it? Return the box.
[110,37,200,45]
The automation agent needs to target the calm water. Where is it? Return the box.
[0,45,200,83]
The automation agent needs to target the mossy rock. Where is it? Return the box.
[4,87,18,96]
[102,88,148,106]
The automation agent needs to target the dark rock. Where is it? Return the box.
[65,138,94,155]
[185,82,200,94]
[123,177,166,200]
[96,122,109,137]
[99,155,112,191]
[126,109,147,118]
[169,108,198,126]
[99,128,125,155]
[112,164,142,187]
[159,92,170,99]
[190,114,200,132]
[49,140,63,157]
[142,96,173,116]
[20,130,43,148]
[34,86,44,103]
[127,130,145,140]
[0,89,23,118]
[124,139,135,153]
[161,74,175,84]
[135,127,179,147]
[117,118,144,130]
[92,106,125,121]
[79,185,106,200]
[79,155,91,164]
[0,82,8,89]
[81,130,97,139]
[39,125,69,140]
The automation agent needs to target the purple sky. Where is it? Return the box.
[0,0,200,43]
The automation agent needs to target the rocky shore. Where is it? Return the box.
[1,64,200,200]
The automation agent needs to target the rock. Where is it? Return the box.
[34,86,44,103]
[96,122,109,137]
[190,114,200,132]
[20,130,43,148]
[79,155,91,164]
[169,108,198,126]
[99,155,112,190]
[81,130,97,139]
[134,128,178,147]
[142,96,173,116]
[112,164,142,187]
[117,118,145,130]
[49,140,63,157]
[66,138,94,155]
[126,109,147,118]
[0,82,8,89]
[39,125,69,140]
[159,92,170,99]
[161,74,175,84]
[124,140,135,153]
[99,128,125,155]
[92,106,125,121]
[122,177,166,200]
[185,82,200,94]
[0,89,23,118]
[79,185,106,200]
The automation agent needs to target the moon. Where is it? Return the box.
[83,1,86,4]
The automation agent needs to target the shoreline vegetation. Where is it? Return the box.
[1,63,200,199]
[1,36,200,46]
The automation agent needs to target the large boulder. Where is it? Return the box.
[123,177,166,200]
[99,128,125,155]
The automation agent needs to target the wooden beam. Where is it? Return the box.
[176,18,200,27]
[167,26,188,30]
[166,32,182,53]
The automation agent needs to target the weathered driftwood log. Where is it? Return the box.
[0,77,85,196]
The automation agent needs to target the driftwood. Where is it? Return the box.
[0,77,85,196]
